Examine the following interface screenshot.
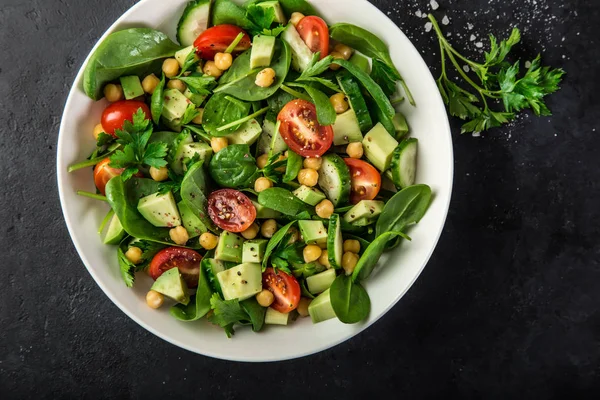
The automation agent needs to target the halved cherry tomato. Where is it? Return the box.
[344,158,382,204]
[101,100,150,137]
[93,158,142,195]
[148,247,202,288]
[207,189,256,232]
[262,268,301,313]
[193,25,251,61]
[296,16,329,59]
[277,99,334,157]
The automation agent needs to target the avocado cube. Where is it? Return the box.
[217,263,263,301]
[352,217,376,227]
[251,35,277,69]
[306,269,336,295]
[362,123,399,171]
[103,214,126,245]
[293,185,326,206]
[393,112,409,140]
[151,268,190,305]
[180,142,213,169]
[184,88,207,107]
[215,231,244,263]
[163,89,193,121]
[298,220,328,246]
[119,75,144,100]
[251,200,282,219]
[257,1,287,24]
[225,119,263,145]
[178,201,207,238]
[265,307,290,325]
[332,109,363,145]
[308,289,336,323]
[175,45,199,68]
[137,191,182,228]
[343,200,385,224]
[242,239,268,264]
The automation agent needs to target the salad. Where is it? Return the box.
[69,0,432,337]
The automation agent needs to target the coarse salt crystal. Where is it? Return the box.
[425,22,433,32]
[525,61,532,68]
[470,34,476,41]
[415,10,422,18]
[467,23,474,30]
[442,15,450,25]
[463,65,470,73]
[475,42,483,48]
[430,0,439,10]
[472,132,481,137]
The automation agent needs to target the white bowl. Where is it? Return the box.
[57,0,453,361]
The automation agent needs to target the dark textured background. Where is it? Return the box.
[1,0,599,398]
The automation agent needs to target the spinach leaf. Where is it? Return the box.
[258,187,313,216]
[240,298,266,332]
[208,293,249,338]
[180,160,216,232]
[262,220,296,270]
[83,28,181,100]
[177,73,216,95]
[202,93,251,135]
[292,262,326,279]
[375,184,432,237]
[298,53,334,79]
[209,144,260,188]
[371,59,400,97]
[214,40,291,101]
[302,84,337,126]
[242,0,318,17]
[150,74,166,125]
[330,274,371,323]
[267,89,296,113]
[351,231,410,282]
[170,267,213,321]
[282,150,303,183]
[212,0,256,31]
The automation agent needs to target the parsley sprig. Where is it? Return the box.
[428,14,565,134]
[246,5,286,37]
[108,109,168,180]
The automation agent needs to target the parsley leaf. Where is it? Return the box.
[96,132,114,147]
[178,73,216,95]
[177,47,200,77]
[117,247,136,287]
[181,104,200,125]
[157,169,184,195]
[207,293,250,338]
[245,5,285,37]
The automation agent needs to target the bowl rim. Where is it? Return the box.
[57,0,454,362]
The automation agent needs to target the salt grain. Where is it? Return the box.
[415,10,422,18]
[470,34,476,41]
[525,61,532,68]
[463,65,470,73]
[442,15,450,25]
[472,132,481,137]
[430,0,439,10]
[425,22,433,32]
[475,42,483,48]
[467,23,474,30]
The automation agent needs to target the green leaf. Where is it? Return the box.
[351,231,409,282]
[178,47,200,76]
[262,220,297,270]
[178,74,216,95]
[151,74,166,125]
[240,298,266,332]
[484,28,521,67]
[330,274,371,323]
[282,150,303,183]
[208,293,250,338]
[180,160,216,232]
[96,132,114,147]
[181,104,200,125]
[202,93,251,135]
[209,144,260,188]
[443,80,481,120]
[460,109,514,134]
[371,59,400,97]
[299,53,334,79]
[143,142,169,168]
[170,267,213,321]
[375,184,432,236]
[257,188,313,217]
[117,246,136,287]
[292,83,336,125]
[246,4,275,35]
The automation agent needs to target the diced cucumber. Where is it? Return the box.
[225,119,263,145]
[393,112,410,140]
[177,0,212,47]
[327,214,343,269]
[282,24,313,72]
[308,289,336,323]
[349,52,371,74]
[256,114,288,156]
[202,258,226,294]
[265,307,290,325]
[337,70,373,133]
[306,269,337,294]
[317,153,351,206]
[257,1,287,24]
[332,109,363,145]
[389,138,418,189]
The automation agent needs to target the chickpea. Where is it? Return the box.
[342,251,359,275]
[256,289,274,307]
[93,123,105,140]
[125,246,143,265]
[192,108,204,125]
[199,232,219,250]
[103,83,124,102]
[214,52,233,71]
[315,199,334,219]
[290,12,305,26]
[241,223,260,240]
[257,153,269,169]
[203,60,223,78]
[149,166,169,182]
[343,239,361,254]
[261,219,278,238]
[211,137,228,153]
[169,226,189,245]
[255,68,276,88]
[318,249,331,268]
[297,298,312,317]
[162,58,180,78]
[329,51,344,71]
[142,73,160,94]
[303,245,322,263]
[146,290,164,309]
[330,93,349,114]
[166,79,187,93]
[334,43,354,60]
[346,142,364,159]
[298,168,319,187]
[254,177,273,193]
[303,157,322,170]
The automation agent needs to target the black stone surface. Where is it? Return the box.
[1,0,599,397]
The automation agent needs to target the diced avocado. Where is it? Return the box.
[137,191,182,228]
[163,88,193,121]
[175,45,199,68]
[169,130,194,174]
[184,87,207,107]
[343,200,385,223]
[251,200,282,219]
[362,123,399,171]
[242,239,268,263]
[265,307,291,325]
[298,220,328,246]
[257,1,287,24]
[217,263,263,301]
[332,109,363,145]
[308,289,336,323]
[215,231,244,263]
[349,52,371,74]
[119,76,144,100]
[180,142,213,168]
[352,217,375,227]
[225,119,262,145]
[162,117,184,133]
[251,35,277,69]
[178,200,208,238]
[282,24,313,72]
[257,116,288,156]
[393,112,409,140]
[306,269,336,294]
[151,268,190,305]
[293,185,326,206]
[103,214,126,245]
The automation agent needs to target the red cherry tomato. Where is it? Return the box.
[207,189,256,233]
[93,158,126,195]
[193,25,251,61]
[344,158,382,204]
[262,268,301,313]
[101,100,150,137]
[296,16,330,59]
[148,247,203,288]
[277,99,334,157]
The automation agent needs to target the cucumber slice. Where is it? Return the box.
[177,0,212,47]
[202,258,225,295]
[327,214,343,269]
[337,71,373,133]
[317,154,351,206]
[389,138,418,189]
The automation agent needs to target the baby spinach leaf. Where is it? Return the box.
[240,298,266,332]
[214,40,291,101]
[282,150,303,183]
[267,89,296,113]
[202,93,251,135]
[209,144,260,188]
[375,184,432,237]
[351,231,410,282]
[170,267,213,321]
[83,28,181,100]
[330,274,371,324]
[298,53,334,79]
[302,85,336,126]
[151,74,166,125]
[371,59,401,97]
[258,187,313,216]
[262,220,296,270]
[181,160,217,232]
[212,0,256,31]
